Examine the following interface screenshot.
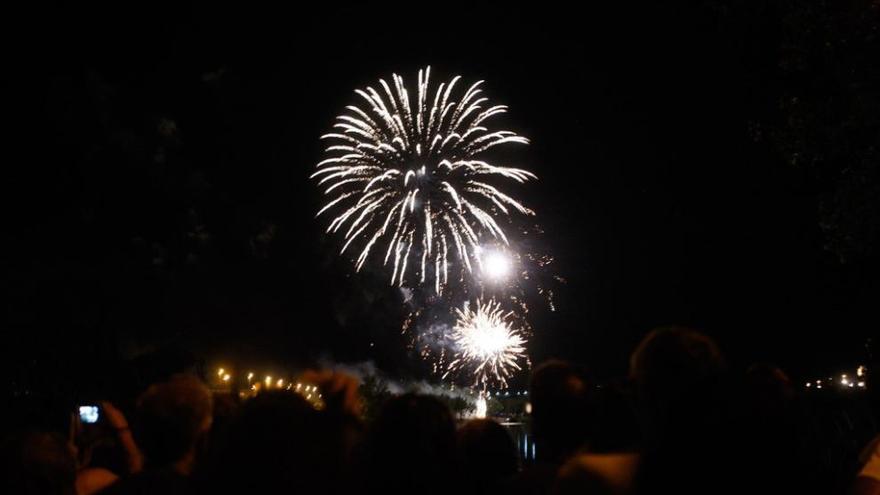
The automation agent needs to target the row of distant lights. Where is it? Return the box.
[219,367,530,400]
[216,368,322,400]
[805,365,867,390]
[488,390,528,397]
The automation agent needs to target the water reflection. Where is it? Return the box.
[500,421,535,462]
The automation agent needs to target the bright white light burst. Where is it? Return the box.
[474,394,488,418]
[445,298,527,389]
[312,67,535,292]
[480,249,512,281]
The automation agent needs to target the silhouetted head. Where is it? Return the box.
[529,360,591,462]
[629,328,740,493]
[134,374,212,469]
[745,363,794,408]
[630,326,725,405]
[629,326,727,447]
[363,393,456,494]
[203,390,338,495]
[457,418,518,488]
[1,430,77,495]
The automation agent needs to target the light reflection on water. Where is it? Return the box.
[500,421,535,462]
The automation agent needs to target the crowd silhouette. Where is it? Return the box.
[3,326,879,495]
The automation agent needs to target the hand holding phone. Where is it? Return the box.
[99,401,130,431]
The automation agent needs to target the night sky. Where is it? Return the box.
[6,1,879,394]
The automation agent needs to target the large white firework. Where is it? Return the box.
[311,67,536,292]
[445,298,527,389]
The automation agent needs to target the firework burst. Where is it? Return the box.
[312,67,536,292]
[444,298,527,389]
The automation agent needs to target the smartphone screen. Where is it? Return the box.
[79,405,100,424]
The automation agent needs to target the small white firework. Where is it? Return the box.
[445,298,527,389]
[312,67,535,292]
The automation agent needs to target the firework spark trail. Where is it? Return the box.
[444,298,527,390]
[312,67,536,291]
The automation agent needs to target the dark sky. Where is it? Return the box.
[6,1,879,393]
